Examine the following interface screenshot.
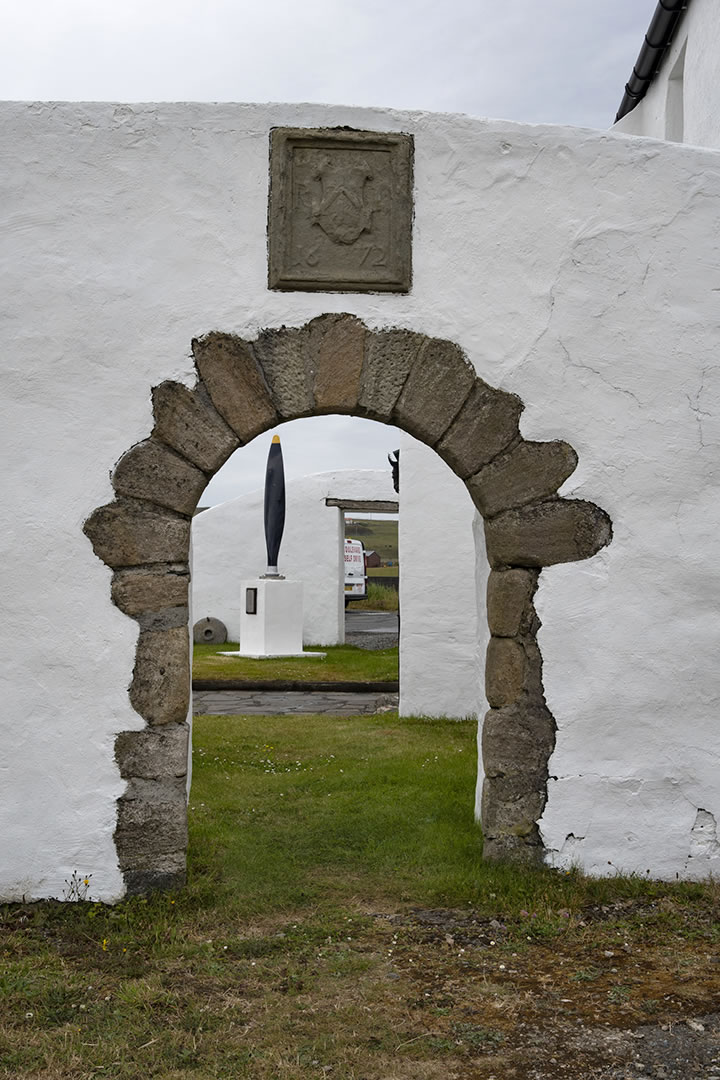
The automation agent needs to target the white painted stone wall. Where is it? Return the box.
[398,437,486,720]
[405,0,720,726]
[2,100,720,900]
[192,469,396,646]
[613,0,720,150]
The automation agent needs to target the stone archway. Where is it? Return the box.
[84,314,612,895]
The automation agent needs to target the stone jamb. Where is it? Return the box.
[83,314,612,894]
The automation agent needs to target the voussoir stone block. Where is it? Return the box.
[152,381,240,474]
[481,780,546,848]
[393,337,475,446]
[129,626,190,726]
[112,439,207,517]
[467,440,578,519]
[136,606,189,632]
[482,834,543,863]
[308,314,367,413]
[356,328,426,421]
[123,868,187,895]
[193,333,278,441]
[115,777,188,873]
[481,781,547,832]
[115,724,190,781]
[84,500,190,568]
[484,499,613,569]
[482,829,543,864]
[111,564,189,617]
[486,568,536,637]
[436,378,523,479]
[481,765,548,804]
[252,325,314,419]
[481,702,555,779]
[485,637,527,708]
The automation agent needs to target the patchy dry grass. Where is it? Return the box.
[347,581,399,611]
[1,712,719,1079]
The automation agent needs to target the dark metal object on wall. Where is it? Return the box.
[264,434,286,576]
[615,0,690,123]
[388,449,399,494]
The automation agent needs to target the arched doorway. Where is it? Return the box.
[84,314,612,895]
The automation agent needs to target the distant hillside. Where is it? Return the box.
[345,516,398,564]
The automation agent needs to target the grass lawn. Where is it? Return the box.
[1,711,718,1079]
[345,517,398,562]
[193,641,398,683]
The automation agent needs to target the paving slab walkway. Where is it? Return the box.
[193,688,398,716]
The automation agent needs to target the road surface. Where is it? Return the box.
[345,610,399,634]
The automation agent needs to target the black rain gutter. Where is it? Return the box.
[615,0,691,123]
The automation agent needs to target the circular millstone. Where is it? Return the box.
[193,617,227,645]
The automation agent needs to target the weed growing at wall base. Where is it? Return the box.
[61,872,92,902]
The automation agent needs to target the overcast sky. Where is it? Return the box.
[3,0,657,505]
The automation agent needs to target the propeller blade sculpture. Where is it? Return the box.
[264,434,286,576]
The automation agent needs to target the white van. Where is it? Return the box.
[344,537,368,605]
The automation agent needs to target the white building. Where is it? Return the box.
[2,18,720,896]
[613,0,720,149]
[399,0,720,724]
[397,0,720,824]
[192,469,397,646]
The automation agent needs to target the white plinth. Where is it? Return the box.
[231,577,325,659]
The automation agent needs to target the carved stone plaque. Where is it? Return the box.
[268,128,413,293]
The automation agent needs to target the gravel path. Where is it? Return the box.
[345,630,398,651]
[528,1013,720,1078]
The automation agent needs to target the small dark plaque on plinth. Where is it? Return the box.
[268,127,413,293]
